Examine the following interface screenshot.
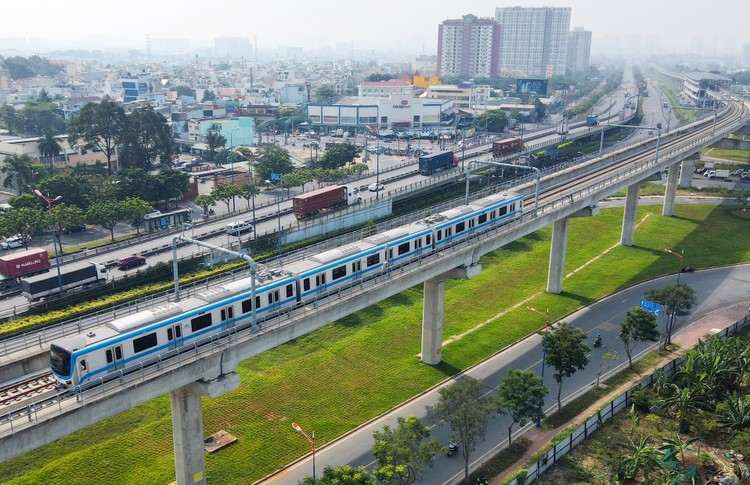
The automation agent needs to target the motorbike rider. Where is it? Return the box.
[594,334,602,347]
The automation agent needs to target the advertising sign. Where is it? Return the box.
[516,79,548,96]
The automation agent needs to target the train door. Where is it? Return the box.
[167,324,183,350]
[105,345,125,371]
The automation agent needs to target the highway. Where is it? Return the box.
[263,263,750,484]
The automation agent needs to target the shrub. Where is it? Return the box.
[729,429,750,456]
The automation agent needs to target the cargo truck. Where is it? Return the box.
[292,185,361,219]
[22,262,109,301]
[492,138,525,157]
[704,169,731,179]
[418,151,457,175]
[0,248,50,289]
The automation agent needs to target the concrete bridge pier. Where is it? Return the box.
[171,371,240,485]
[620,183,641,246]
[421,264,482,365]
[662,163,680,216]
[679,159,695,187]
[547,205,600,294]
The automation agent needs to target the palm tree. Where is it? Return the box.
[37,130,62,172]
[1,154,35,195]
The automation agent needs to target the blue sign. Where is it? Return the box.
[640,300,661,316]
[270,173,281,181]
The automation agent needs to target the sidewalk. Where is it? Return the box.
[491,302,750,484]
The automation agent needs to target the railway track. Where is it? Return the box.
[0,372,57,408]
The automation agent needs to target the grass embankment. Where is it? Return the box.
[702,147,750,163]
[2,204,750,484]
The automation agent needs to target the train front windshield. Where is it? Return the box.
[50,344,72,376]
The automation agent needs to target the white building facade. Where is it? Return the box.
[567,27,592,74]
[437,14,501,79]
[494,6,571,77]
[307,95,452,133]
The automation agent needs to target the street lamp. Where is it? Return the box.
[33,190,64,295]
[526,305,549,427]
[264,178,283,261]
[292,422,316,485]
[664,248,684,284]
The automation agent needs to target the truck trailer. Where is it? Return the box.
[0,248,50,289]
[21,262,108,301]
[292,185,361,219]
[418,151,457,175]
[492,138,525,157]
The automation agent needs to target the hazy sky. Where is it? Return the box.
[3,0,748,56]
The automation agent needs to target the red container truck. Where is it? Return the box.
[492,138,525,157]
[293,185,361,219]
[0,248,50,289]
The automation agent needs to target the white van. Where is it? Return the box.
[226,221,251,235]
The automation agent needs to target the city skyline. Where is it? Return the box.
[1,0,749,58]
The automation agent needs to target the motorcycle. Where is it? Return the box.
[447,441,459,457]
[594,336,602,348]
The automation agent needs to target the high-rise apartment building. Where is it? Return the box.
[214,37,252,59]
[567,27,592,74]
[437,14,501,79]
[743,44,750,68]
[494,6,571,77]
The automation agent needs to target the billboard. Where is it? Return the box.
[516,78,548,96]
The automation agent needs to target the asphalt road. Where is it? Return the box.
[263,264,750,485]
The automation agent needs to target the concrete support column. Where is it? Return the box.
[421,278,445,366]
[620,183,640,247]
[663,163,680,216]
[171,372,240,485]
[546,218,569,294]
[679,159,695,187]
[421,265,481,365]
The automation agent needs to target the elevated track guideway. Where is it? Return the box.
[0,95,748,483]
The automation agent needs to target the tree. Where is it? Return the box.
[315,85,337,103]
[36,129,62,172]
[597,350,618,388]
[205,130,226,163]
[194,194,216,218]
[316,142,359,170]
[121,197,154,234]
[298,465,378,485]
[619,307,659,369]
[660,383,703,433]
[237,183,257,210]
[735,190,749,212]
[1,154,35,195]
[87,200,125,241]
[118,105,174,170]
[214,148,242,166]
[644,283,697,347]
[52,203,86,250]
[533,97,547,121]
[545,321,590,411]
[619,435,661,481]
[37,175,92,210]
[471,109,509,133]
[68,99,127,176]
[175,85,195,98]
[201,90,217,102]
[427,377,495,482]
[153,169,190,209]
[20,99,65,135]
[0,105,21,135]
[0,208,46,249]
[371,415,442,485]
[211,183,242,213]
[495,369,548,445]
[253,143,294,181]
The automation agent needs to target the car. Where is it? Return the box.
[62,224,86,234]
[117,254,146,270]
[368,183,385,192]
[1,234,26,250]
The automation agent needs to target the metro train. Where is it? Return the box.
[50,191,524,388]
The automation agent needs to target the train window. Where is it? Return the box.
[478,214,487,224]
[316,274,326,286]
[469,219,475,228]
[388,249,393,259]
[106,346,123,363]
[491,211,496,219]
[191,314,212,332]
[351,261,361,273]
[256,296,261,308]
[106,349,113,363]
[426,234,431,244]
[221,309,227,321]
[398,242,409,255]
[446,228,452,237]
[366,254,380,267]
[437,230,442,241]
[415,239,422,249]
[116,346,123,360]
[228,307,234,319]
[133,333,158,353]
[499,206,507,216]
[456,222,465,233]
[303,278,310,291]
[332,265,346,280]
[242,298,253,313]
[509,203,515,212]
[286,284,294,298]
[267,290,280,304]
[80,359,87,371]
[221,307,234,321]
